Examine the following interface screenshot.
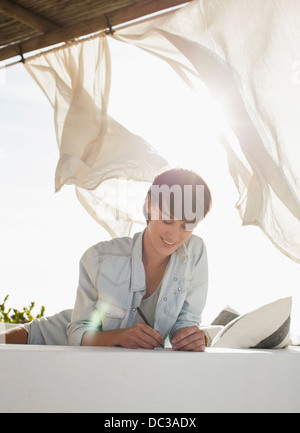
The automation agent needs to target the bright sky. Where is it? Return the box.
[1,36,300,332]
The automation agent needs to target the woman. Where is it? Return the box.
[68,168,212,351]
[1,168,212,351]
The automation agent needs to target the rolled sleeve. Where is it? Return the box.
[67,246,100,346]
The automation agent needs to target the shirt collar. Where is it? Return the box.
[175,242,188,264]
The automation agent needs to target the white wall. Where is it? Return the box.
[0,345,300,413]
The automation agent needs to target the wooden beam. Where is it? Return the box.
[0,0,191,61]
[0,0,59,33]
[108,0,189,28]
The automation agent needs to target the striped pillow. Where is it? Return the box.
[211,305,240,327]
[211,297,292,349]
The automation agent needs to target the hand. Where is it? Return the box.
[117,322,164,349]
[171,326,207,352]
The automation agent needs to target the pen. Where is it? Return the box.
[136,307,164,348]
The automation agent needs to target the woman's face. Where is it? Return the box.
[145,211,193,259]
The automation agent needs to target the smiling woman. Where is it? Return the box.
[67,167,212,352]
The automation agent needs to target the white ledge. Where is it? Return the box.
[1,345,300,413]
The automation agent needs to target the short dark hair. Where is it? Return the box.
[143,168,212,229]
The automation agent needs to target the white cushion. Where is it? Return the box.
[211,297,292,349]
[201,325,224,346]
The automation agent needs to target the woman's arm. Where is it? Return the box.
[67,246,100,346]
[0,327,28,344]
[67,246,163,349]
[82,322,164,349]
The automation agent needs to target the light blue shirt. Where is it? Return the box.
[67,230,208,346]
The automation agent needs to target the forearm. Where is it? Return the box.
[81,323,164,349]
[0,327,28,344]
[81,328,124,347]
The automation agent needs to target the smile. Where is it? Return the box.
[161,237,177,247]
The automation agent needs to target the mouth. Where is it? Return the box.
[161,237,177,248]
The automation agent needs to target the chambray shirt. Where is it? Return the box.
[67,230,208,346]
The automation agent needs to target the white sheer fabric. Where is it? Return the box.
[25,34,168,237]
[25,0,300,261]
[113,0,300,262]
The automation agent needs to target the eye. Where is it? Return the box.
[163,220,173,225]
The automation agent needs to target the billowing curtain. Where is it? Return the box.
[25,0,300,262]
[113,0,300,263]
[25,34,168,237]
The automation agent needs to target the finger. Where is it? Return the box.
[173,330,206,351]
[174,339,206,352]
[134,323,164,347]
[172,329,190,344]
[171,326,198,344]
[127,329,158,349]
[136,323,164,346]
[172,336,199,350]
[142,328,164,347]
[172,326,202,344]
[135,335,159,349]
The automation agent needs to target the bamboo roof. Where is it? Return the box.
[0,0,191,62]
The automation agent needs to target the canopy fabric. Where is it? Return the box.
[24,33,168,237]
[25,0,300,262]
[114,0,300,263]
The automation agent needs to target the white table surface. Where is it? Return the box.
[1,344,300,413]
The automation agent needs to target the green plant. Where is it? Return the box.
[0,294,45,324]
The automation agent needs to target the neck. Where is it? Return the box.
[142,229,170,269]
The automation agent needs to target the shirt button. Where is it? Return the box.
[163,297,167,301]
[107,310,111,315]
[178,287,182,291]
[132,308,136,312]
[174,277,178,281]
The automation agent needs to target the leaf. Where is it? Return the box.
[0,293,46,324]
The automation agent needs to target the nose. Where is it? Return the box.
[164,221,184,241]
